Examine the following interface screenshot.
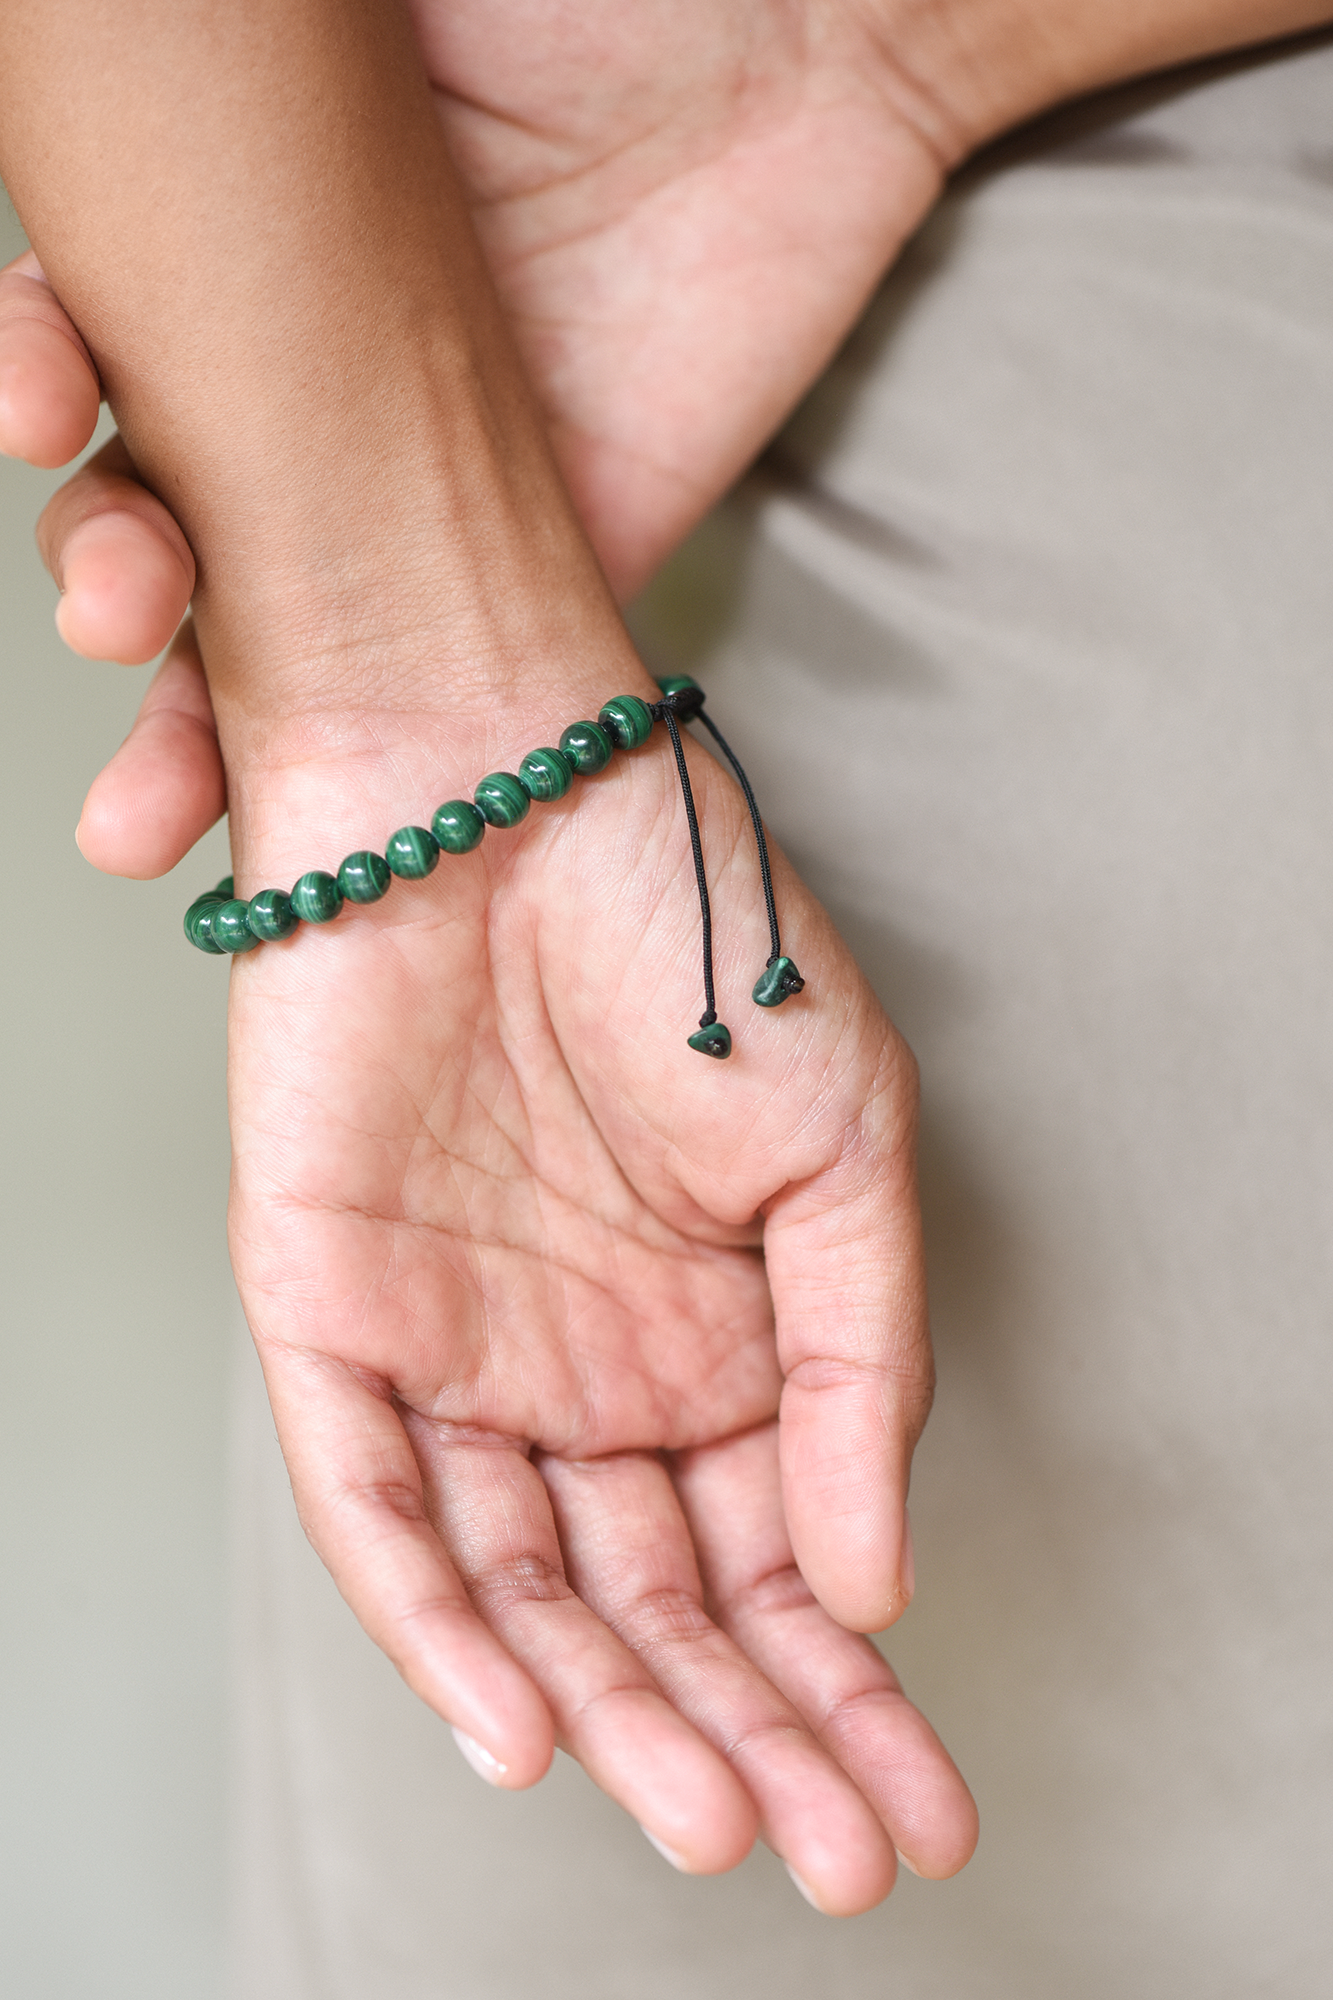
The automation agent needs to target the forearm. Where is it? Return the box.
[0,0,628,737]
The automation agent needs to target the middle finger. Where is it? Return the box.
[539,1446,897,1915]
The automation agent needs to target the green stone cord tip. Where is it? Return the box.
[386,826,440,878]
[559,720,613,775]
[290,870,344,924]
[598,695,654,750]
[338,851,391,904]
[688,1021,732,1059]
[212,898,261,953]
[214,875,234,899]
[474,772,531,829]
[185,893,226,953]
[653,675,700,697]
[752,957,805,1007]
[518,747,573,801]
[431,800,486,854]
[247,888,298,941]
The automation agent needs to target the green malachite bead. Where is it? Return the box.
[214,875,235,899]
[386,825,440,878]
[688,1021,732,1059]
[432,800,486,854]
[559,720,613,775]
[654,675,699,697]
[598,695,654,750]
[247,887,298,941]
[337,850,391,903]
[518,747,573,801]
[290,870,344,924]
[212,898,261,954]
[185,893,226,953]
[752,957,805,1007]
[474,772,531,829]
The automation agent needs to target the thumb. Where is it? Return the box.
[768,1034,930,1632]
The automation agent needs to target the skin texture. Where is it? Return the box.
[2,0,1329,1909]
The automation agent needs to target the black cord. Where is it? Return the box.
[662,707,717,1027]
[695,711,781,967]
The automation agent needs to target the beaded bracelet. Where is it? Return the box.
[183,677,804,1059]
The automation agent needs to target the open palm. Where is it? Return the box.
[220,701,973,1908]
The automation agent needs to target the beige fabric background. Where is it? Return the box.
[0,216,234,1994]
[4,26,1333,2000]
[237,31,1333,2000]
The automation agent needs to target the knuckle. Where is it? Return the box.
[466,1550,572,1611]
[618,1583,714,1648]
[722,1558,818,1624]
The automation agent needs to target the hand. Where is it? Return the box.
[219,684,976,1909]
[0,0,984,1909]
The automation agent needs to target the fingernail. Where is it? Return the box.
[451,1728,509,1784]
[785,1863,828,1912]
[639,1826,691,1872]
[894,1846,923,1878]
[899,1509,916,1606]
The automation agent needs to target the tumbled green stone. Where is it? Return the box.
[431,800,486,854]
[184,893,226,953]
[518,747,573,802]
[474,772,531,829]
[214,874,234,899]
[752,957,806,1007]
[598,695,654,750]
[386,825,440,878]
[247,887,298,941]
[338,850,391,903]
[654,676,699,698]
[290,870,344,924]
[559,720,613,775]
[687,1021,732,1059]
[212,898,261,953]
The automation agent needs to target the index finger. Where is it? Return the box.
[767,1033,931,1632]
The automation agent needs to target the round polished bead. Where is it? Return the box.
[654,676,699,697]
[338,850,391,904]
[247,887,298,941]
[474,772,531,829]
[212,898,261,953]
[598,695,654,750]
[559,720,613,775]
[518,747,573,802]
[290,870,344,924]
[431,800,486,854]
[386,825,440,878]
[213,874,235,900]
[184,893,226,953]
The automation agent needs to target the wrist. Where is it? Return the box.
[863,0,1333,157]
[215,639,660,897]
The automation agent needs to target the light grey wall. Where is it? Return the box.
[0,193,232,1999]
